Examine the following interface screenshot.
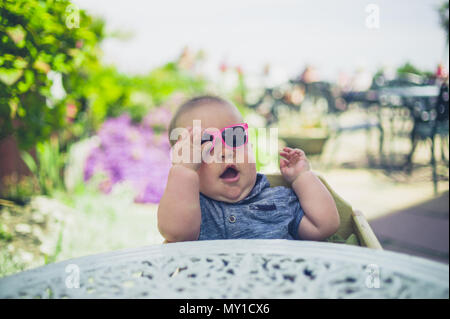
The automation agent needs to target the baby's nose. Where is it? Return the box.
[221,146,236,162]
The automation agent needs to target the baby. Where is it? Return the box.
[157,96,340,243]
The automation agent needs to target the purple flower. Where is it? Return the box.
[84,112,172,203]
[142,107,172,131]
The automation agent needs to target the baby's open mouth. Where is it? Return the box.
[219,165,240,182]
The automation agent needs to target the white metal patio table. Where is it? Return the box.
[0,239,448,299]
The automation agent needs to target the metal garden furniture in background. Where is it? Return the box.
[246,81,303,126]
[372,81,448,193]
[404,82,449,193]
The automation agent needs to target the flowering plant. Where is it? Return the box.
[84,111,172,203]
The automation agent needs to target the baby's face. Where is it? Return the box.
[177,103,257,203]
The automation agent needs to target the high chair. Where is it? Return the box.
[265,172,383,249]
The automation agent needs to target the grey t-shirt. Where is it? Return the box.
[198,173,304,240]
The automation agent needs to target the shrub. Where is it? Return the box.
[0,0,105,150]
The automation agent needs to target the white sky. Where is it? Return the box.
[73,0,448,82]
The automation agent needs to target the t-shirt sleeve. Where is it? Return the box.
[287,189,304,240]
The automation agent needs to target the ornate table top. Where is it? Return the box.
[0,239,448,299]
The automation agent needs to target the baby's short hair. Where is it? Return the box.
[168,95,239,146]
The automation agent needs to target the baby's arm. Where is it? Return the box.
[292,171,340,240]
[157,127,212,242]
[280,147,340,241]
[158,165,201,242]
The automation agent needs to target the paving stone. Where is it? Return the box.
[370,192,449,264]
[377,238,449,265]
[371,213,449,253]
[14,223,31,234]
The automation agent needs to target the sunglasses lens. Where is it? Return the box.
[222,125,247,148]
[201,132,214,144]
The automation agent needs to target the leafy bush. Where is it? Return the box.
[138,62,206,106]
[0,0,105,150]
[1,0,205,203]
[21,136,65,196]
[65,61,206,133]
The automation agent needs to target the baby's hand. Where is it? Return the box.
[171,126,213,171]
[279,147,311,184]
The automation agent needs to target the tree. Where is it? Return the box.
[0,0,105,150]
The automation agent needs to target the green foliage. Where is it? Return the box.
[21,136,65,195]
[1,0,206,151]
[396,62,433,78]
[62,63,132,132]
[139,62,206,106]
[438,1,449,41]
[64,61,206,134]
[0,0,105,150]
[0,249,26,278]
[396,62,424,76]
[231,69,247,115]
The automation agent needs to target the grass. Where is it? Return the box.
[0,249,26,278]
